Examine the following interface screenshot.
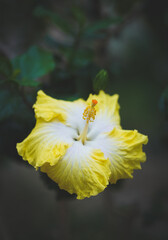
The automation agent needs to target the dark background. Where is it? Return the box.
[0,0,168,239]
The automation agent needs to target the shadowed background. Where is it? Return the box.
[0,0,168,240]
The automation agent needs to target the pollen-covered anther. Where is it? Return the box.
[82,99,98,123]
[92,99,98,106]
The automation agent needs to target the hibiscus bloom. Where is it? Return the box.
[16,90,148,199]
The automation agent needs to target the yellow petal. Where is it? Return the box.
[41,142,111,199]
[16,119,73,169]
[33,90,85,123]
[104,128,148,183]
[86,90,120,128]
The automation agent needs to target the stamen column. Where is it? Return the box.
[78,99,98,144]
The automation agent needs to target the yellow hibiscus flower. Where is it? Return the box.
[16,90,148,199]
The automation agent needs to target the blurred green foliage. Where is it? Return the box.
[12,46,55,87]
[0,46,56,124]
[0,52,13,78]
[0,88,22,122]
[34,6,73,34]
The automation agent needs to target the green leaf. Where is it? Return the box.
[59,45,93,68]
[0,52,13,78]
[71,6,86,27]
[12,46,55,87]
[34,6,72,34]
[84,17,122,37]
[93,69,109,93]
[15,78,40,87]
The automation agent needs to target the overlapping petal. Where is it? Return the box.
[33,90,86,123]
[16,119,76,169]
[87,127,148,184]
[41,142,111,199]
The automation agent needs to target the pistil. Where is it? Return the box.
[78,99,98,144]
